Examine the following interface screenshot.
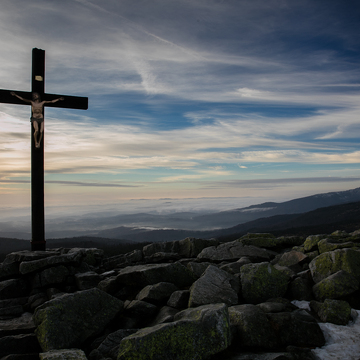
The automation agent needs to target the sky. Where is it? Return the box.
[1,0,360,217]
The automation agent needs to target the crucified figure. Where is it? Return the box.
[11,92,64,148]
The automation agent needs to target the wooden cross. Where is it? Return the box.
[0,48,88,251]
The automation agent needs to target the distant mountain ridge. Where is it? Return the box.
[2,199,360,256]
[191,187,360,229]
[90,199,360,243]
[2,187,360,240]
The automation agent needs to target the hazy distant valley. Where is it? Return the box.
[1,187,360,242]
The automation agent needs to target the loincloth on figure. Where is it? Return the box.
[30,116,44,125]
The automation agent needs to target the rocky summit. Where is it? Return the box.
[0,231,359,360]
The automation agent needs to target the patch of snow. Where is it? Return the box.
[313,310,360,360]
[291,300,311,311]
[291,301,360,360]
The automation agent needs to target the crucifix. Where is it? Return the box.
[0,48,88,251]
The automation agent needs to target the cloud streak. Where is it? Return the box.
[0,0,360,211]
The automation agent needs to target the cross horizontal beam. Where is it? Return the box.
[0,89,88,110]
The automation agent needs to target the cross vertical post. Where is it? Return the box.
[0,48,88,251]
[31,48,45,251]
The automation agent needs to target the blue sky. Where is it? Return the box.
[1,0,360,215]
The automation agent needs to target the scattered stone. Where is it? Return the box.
[0,261,19,281]
[101,249,143,270]
[33,288,123,351]
[309,248,360,283]
[39,349,88,360]
[33,265,70,288]
[116,262,196,288]
[167,290,190,309]
[224,353,297,360]
[273,264,296,279]
[0,312,35,337]
[145,252,181,262]
[0,278,28,300]
[0,304,24,318]
[312,270,359,301]
[186,261,212,278]
[118,303,231,360]
[220,261,243,274]
[4,250,60,264]
[310,299,352,325]
[150,305,179,326]
[229,304,278,349]
[0,334,41,358]
[123,300,158,327]
[188,265,239,307]
[197,241,271,262]
[28,292,48,311]
[136,282,178,305]
[75,271,101,290]
[97,275,120,295]
[1,228,359,360]
[241,262,290,304]
[267,310,325,348]
[318,238,360,254]
[276,251,309,272]
[68,248,104,266]
[306,250,319,261]
[143,238,218,260]
[238,233,278,248]
[178,237,219,257]
[303,235,327,252]
[257,302,288,313]
[289,277,314,301]
[89,329,138,360]
[19,252,84,275]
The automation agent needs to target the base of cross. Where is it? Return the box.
[31,240,46,251]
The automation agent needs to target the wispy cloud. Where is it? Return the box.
[0,0,360,211]
[202,176,360,189]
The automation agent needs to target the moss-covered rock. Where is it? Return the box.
[136,282,178,306]
[188,265,239,307]
[276,250,309,272]
[303,235,327,252]
[306,250,319,261]
[240,262,290,304]
[318,238,360,254]
[330,230,349,238]
[310,299,352,325]
[197,241,271,262]
[143,238,218,260]
[0,278,28,300]
[289,276,314,301]
[266,310,325,348]
[240,233,276,239]
[178,237,219,258]
[238,233,278,248]
[68,248,104,266]
[39,349,88,360]
[116,263,196,288]
[0,333,41,358]
[238,234,304,249]
[229,304,278,349]
[19,251,84,275]
[275,236,305,248]
[117,303,231,360]
[34,288,123,351]
[309,248,360,284]
[292,246,305,253]
[312,270,359,301]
